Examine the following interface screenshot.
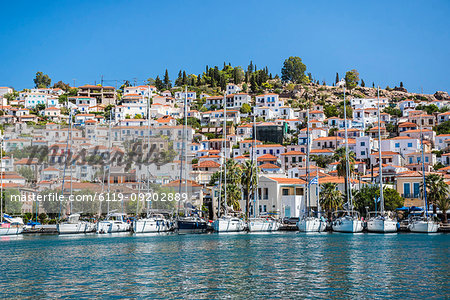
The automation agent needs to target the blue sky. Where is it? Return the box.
[1,0,449,93]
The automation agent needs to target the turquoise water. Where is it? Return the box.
[0,232,448,299]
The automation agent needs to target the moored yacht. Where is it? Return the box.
[408,216,439,233]
[0,214,24,236]
[213,216,245,232]
[297,216,326,232]
[366,213,397,233]
[331,82,363,234]
[133,214,172,233]
[97,213,131,233]
[332,211,363,233]
[177,216,208,234]
[57,213,96,234]
[366,87,398,233]
[248,217,280,232]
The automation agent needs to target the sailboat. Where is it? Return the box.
[96,108,131,234]
[297,98,326,232]
[332,80,363,233]
[367,87,397,233]
[57,213,95,234]
[58,109,95,234]
[213,94,245,233]
[133,90,172,233]
[408,114,439,233]
[247,116,280,232]
[176,87,208,234]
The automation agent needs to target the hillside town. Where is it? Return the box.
[1,62,450,227]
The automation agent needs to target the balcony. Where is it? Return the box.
[402,193,421,199]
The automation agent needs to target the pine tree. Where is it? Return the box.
[163,69,171,89]
[400,81,404,88]
[372,82,375,88]
[335,72,339,84]
[197,74,202,86]
[361,79,365,87]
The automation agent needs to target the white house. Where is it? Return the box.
[226,83,241,95]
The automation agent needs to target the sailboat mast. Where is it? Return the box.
[377,87,384,213]
[420,114,428,218]
[184,86,188,216]
[306,96,310,217]
[59,109,72,220]
[343,85,352,212]
[0,137,3,222]
[223,94,227,217]
[147,87,151,216]
[107,108,112,215]
[69,112,73,215]
[316,165,320,216]
[253,115,259,217]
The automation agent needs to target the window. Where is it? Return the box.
[425,156,429,162]
[361,142,365,146]
[408,143,412,147]
[403,183,411,197]
[361,151,366,156]
[413,182,420,197]
[395,143,400,148]
[282,189,289,196]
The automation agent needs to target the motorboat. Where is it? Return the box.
[0,214,24,236]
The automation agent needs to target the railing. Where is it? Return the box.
[402,193,421,198]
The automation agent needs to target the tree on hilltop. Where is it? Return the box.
[34,72,51,88]
[281,56,307,83]
[344,69,360,90]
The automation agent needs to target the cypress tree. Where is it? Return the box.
[163,69,171,89]
[361,79,365,87]
[182,71,187,85]
[335,72,339,84]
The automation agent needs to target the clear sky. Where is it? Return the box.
[1,0,449,94]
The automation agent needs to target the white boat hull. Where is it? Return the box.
[367,218,397,233]
[297,217,327,232]
[97,221,131,233]
[133,219,171,233]
[409,220,439,233]
[0,226,23,236]
[213,218,245,232]
[248,219,280,232]
[57,222,95,234]
[332,218,363,233]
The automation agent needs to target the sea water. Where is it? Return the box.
[0,232,448,298]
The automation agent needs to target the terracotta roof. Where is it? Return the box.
[259,163,281,169]
[267,177,306,184]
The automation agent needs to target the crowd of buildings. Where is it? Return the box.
[0,83,449,219]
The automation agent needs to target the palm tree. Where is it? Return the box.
[241,160,258,219]
[436,197,450,223]
[421,173,449,215]
[320,182,343,220]
[333,147,356,197]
